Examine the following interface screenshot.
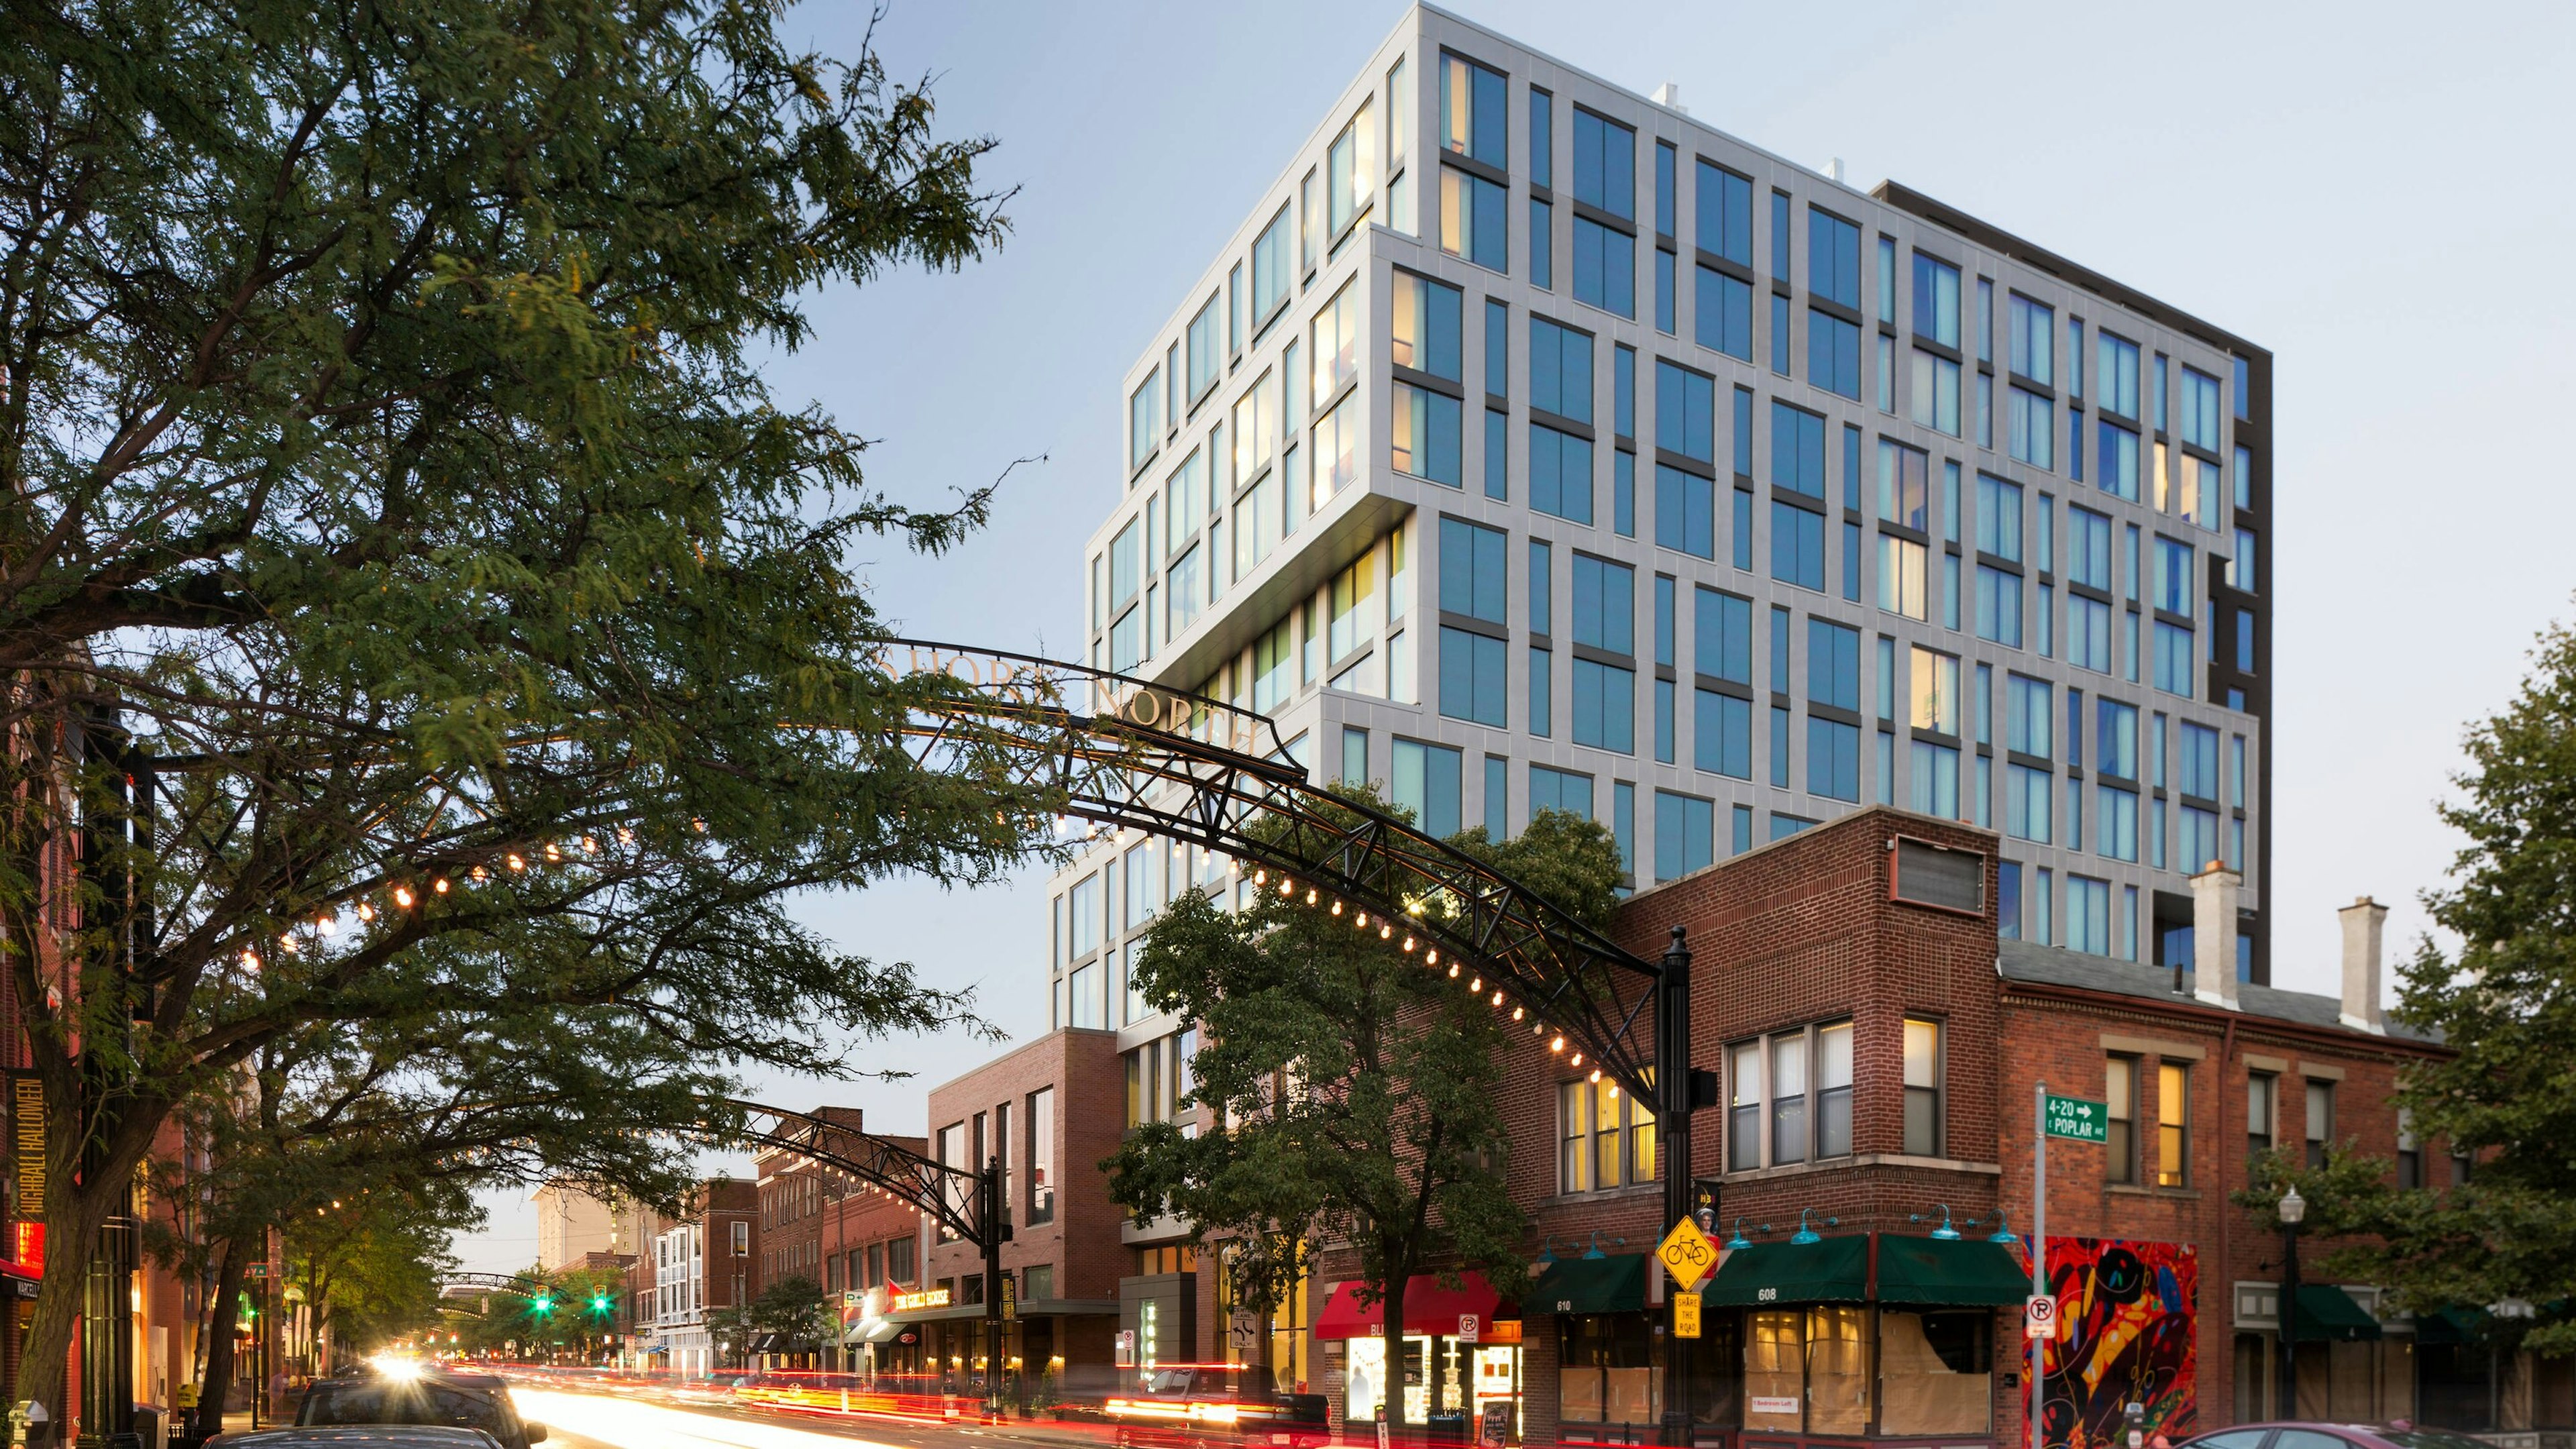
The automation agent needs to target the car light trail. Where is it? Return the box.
[511,1387,920,1449]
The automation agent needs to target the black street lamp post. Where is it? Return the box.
[2278,1185,2306,1419]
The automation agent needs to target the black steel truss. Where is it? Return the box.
[717,1097,987,1248]
[881,640,1665,1104]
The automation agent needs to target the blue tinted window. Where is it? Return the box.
[1772,501,1824,591]
[1391,384,1460,486]
[1695,266,1753,361]
[1975,566,2022,647]
[1485,299,1508,398]
[2153,537,2194,614]
[1529,763,1591,820]
[2096,420,2140,500]
[1807,717,1860,802]
[1809,311,1862,400]
[2232,356,2250,421]
[1615,345,1636,439]
[2096,698,2139,780]
[1391,738,1463,838]
[2098,332,2140,417]
[2181,366,2222,451]
[1438,627,1507,727]
[1529,539,1551,630]
[1732,387,1754,476]
[1571,109,1636,219]
[1695,690,1752,779]
[1392,272,1464,380]
[1697,162,1753,266]
[1438,53,1507,168]
[1654,790,1714,882]
[1613,449,1635,538]
[1911,253,1960,347]
[1571,658,1635,754]
[1655,361,1715,462]
[1769,402,1827,497]
[1572,217,1635,317]
[1439,517,1509,622]
[1976,474,2023,561]
[2006,674,2051,757]
[2007,386,2055,470]
[1484,409,1507,500]
[1572,554,1634,653]
[1529,317,1593,422]
[1770,192,1792,282]
[2179,722,2220,799]
[1806,619,1860,710]
[1530,198,1554,290]
[2068,507,2112,590]
[1695,587,1752,683]
[1529,424,1594,525]
[2007,294,2054,384]
[1808,209,1861,309]
[1529,89,1552,190]
[1655,142,1676,236]
[1655,466,1713,560]
[1441,169,1509,272]
[2153,621,2194,696]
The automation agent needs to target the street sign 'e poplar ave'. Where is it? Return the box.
[2043,1093,2110,1144]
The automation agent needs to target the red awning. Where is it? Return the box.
[1313,1273,1514,1340]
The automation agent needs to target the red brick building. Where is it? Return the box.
[1290,806,2512,1449]
[900,1028,1129,1396]
[643,1177,759,1377]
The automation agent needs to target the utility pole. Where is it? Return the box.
[1656,927,1695,1449]
[2031,1081,2046,1449]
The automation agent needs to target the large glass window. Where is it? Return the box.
[1438,52,1506,166]
[2157,1062,2190,1187]
[1130,372,1161,474]
[1571,109,1635,219]
[1391,384,1461,486]
[2105,1056,2138,1184]
[1251,204,1292,334]
[1188,293,1222,405]
[1391,737,1464,838]
[1697,264,1754,361]
[2098,331,2140,417]
[1698,162,1754,264]
[1440,168,1507,271]
[2008,385,2055,470]
[1391,272,1464,380]
[1326,101,1374,241]
[1911,252,1960,347]
[1559,1077,1656,1193]
[1529,317,1594,423]
[1809,208,1860,309]
[1311,280,1358,403]
[1571,554,1636,753]
[1438,519,1509,727]
[1911,348,1960,436]
[2180,366,2223,451]
[2007,294,2053,385]
[1810,309,1862,400]
[1654,790,1714,883]
[1574,217,1635,317]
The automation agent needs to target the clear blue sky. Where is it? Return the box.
[451,0,2576,1271]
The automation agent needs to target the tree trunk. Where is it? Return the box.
[199,1236,250,1431]
[1379,1275,1407,1432]
[12,1137,128,1435]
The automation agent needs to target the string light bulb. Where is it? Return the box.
[470,865,488,882]
[356,902,374,922]
[1331,901,1343,916]
[1550,1036,1566,1053]
[1279,879,1294,897]
[1589,1069,1602,1083]
[279,935,299,954]
[1401,936,1415,952]
[1571,1053,1585,1067]
[394,886,415,908]
[617,827,635,845]
[1511,1006,1524,1020]
[545,843,562,862]
[315,916,336,935]
[1446,963,1460,979]
[433,878,450,894]
[1253,869,1267,886]
[1307,890,1318,906]
[1425,949,1438,965]
[506,854,525,872]
[582,836,598,854]
[1354,912,1368,927]
[1378,924,1391,940]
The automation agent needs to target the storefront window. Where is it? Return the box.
[1746,1309,1803,1431]
[1560,1315,1658,1430]
[1880,1310,1992,1434]
[1807,1305,1871,1434]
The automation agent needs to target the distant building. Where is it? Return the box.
[646,1179,757,1379]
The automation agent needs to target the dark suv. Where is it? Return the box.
[297,1371,547,1449]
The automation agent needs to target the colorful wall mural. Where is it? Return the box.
[2026,1238,2199,1449]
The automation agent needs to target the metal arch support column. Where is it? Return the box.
[981,1157,1008,1416]
[1658,926,1695,1449]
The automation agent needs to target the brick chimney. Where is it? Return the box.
[2339,896,2389,1034]
[2191,861,2241,1010]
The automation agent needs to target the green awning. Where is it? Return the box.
[2410,1306,2485,1346]
[1702,1236,1869,1307]
[1527,1254,1649,1316]
[2292,1285,2383,1342]
[1876,1236,2034,1306]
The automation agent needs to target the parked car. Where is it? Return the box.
[2182,1423,2502,1449]
[208,1426,501,1449]
[294,1370,545,1449]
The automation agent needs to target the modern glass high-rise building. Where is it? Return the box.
[1046,4,2271,1061]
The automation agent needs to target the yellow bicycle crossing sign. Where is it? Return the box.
[1656,1216,1717,1292]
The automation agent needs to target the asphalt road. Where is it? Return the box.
[509,1385,1106,1449]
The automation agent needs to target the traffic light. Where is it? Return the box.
[589,1293,611,1316]
[530,1293,553,1316]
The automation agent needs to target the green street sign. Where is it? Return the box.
[2043,1093,2109,1143]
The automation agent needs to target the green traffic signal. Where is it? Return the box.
[531,1293,553,1316]
[590,1293,611,1314]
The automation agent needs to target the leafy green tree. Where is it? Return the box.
[2345,615,2576,1351]
[1106,795,1621,1424]
[0,0,1039,1421]
[710,1275,834,1366]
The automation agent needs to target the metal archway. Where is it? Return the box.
[877,639,1672,1106]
